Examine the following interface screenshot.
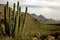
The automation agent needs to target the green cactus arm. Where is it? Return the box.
[12,3,16,34]
[9,7,12,35]
[21,7,27,39]
[4,1,10,36]
[21,7,27,33]
[14,1,20,36]
[18,7,21,32]
[6,1,9,23]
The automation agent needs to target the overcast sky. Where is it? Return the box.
[0,0,60,20]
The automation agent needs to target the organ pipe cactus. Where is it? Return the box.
[4,1,27,39]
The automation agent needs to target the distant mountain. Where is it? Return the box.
[55,20,60,23]
[38,15,48,21]
[31,14,39,19]
[31,14,48,21]
[31,13,58,24]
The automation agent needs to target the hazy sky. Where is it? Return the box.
[0,0,60,20]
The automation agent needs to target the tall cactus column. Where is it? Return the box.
[21,7,28,39]
[14,1,20,38]
[4,1,10,36]
[12,3,16,33]
[12,3,16,38]
[18,7,21,32]
[9,7,12,35]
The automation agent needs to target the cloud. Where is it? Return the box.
[21,0,60,20]
[21,0,60,7]
[0,0,60,20]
